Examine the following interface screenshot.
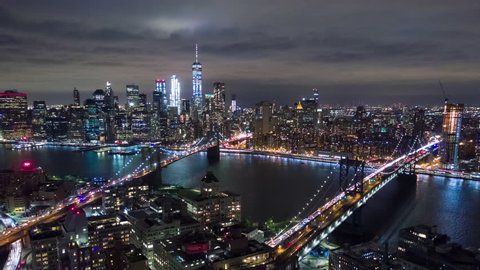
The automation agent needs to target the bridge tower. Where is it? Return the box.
[338,157,365,196]
[398,153,417,183]
[207,132,221,161]
[142,146,163,190]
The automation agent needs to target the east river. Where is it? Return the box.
[2,145,480,247]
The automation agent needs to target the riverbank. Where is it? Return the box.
[220,148,480,182]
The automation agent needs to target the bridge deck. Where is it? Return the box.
[270,140,439,263]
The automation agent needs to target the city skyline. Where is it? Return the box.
[1,1,480,105]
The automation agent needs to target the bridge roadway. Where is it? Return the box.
[269,140,440,264]
[0,134,252,248]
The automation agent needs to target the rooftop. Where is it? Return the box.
[127,208,198,231]
[29,222,63,241]
[201,171,219,183]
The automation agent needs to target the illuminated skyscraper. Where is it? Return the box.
[0,90,29,140]
[104,82,114,109]
[152,79,168,140]
[32,101,47,141]
[92,89,106,112]
[213,82,226,113]
[442,99,464,170]
[231,94,237,113]
[153,79,168,114]
[192,44,203,119]
[73,88,80,106]
[103,81,116,142]
[312,88,319,104]
[126,84,140,111]
[84,98,100,142]
[170,75,181,114]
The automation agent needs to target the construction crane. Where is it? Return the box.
[438,80,448,102]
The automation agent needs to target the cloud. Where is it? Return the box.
[0,1,479,105]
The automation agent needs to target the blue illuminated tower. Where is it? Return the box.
[170,75,181,114]
[153,79,168,114]
[152,79,169,140]
[192,43,203,120]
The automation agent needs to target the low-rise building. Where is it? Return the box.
[0,161,47,196]
[5,195,27,214]
[176,172,241,225]
[103,178,149,213]
[329,242,398,270]
[153,228,272,270]
[397,224,480,269]
[127,207,200,267]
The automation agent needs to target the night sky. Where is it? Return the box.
[1,1,479,106]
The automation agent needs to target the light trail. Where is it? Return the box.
[266,139,440,248]
[1,216,21,270]
[0,134,251,247]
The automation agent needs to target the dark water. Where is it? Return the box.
[1,145,480,247]
[1,145,161,179]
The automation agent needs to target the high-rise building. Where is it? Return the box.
[152,79,168,141]
[92,89,107,140]
[45,107,69,142]
[231,94,237,113]
[131,93,150,141]
[213,82,226,113]
[254,101,273,136]
[67,105,85,142]
[93,89,106,112]
[32,101,47,141]
[181,99,190,115]
[153,79,168,113]
[126,84,140,112]
[0,90,30,140]
[103,81,117,142]
[30,222,63,269]
[192,44,203,120]
[442,99,464,170]
[115,110,132,142]
[202,94,215,133]
[73,88,80,106]
[298,98,318,150]
[312,88,319,105]
[104,81,114,110]
[84,98,100,142]
[87,214,132,269]
[169,75,181,114]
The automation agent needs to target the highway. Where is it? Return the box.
[0,216,21,270]
[267,139,440,261]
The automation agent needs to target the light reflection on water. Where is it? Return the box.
[1,146,479,246]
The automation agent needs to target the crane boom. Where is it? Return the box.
[438,80,447,101]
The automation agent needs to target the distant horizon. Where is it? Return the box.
[1,1,480,106]
[2,90,468,109]
[2,84,474,108]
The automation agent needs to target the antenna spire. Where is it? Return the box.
[195,43,198,63]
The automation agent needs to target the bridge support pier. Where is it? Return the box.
[142,149,162,190]
[398,173,417,183]
[143,165,162,190]
[398,159,417,183]
[207,144,220,161]
[339,157,365,196]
